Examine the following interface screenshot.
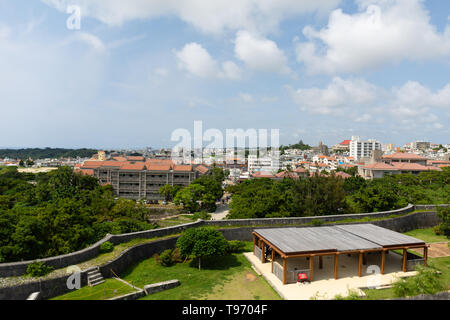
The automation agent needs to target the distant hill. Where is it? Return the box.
[0,148,98,160]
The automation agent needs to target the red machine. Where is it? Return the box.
[298,273,309,283]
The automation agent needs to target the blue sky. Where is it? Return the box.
[0,0,449,149]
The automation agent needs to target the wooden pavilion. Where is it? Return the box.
[252,224,428,284]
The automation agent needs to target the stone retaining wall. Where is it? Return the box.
[0,204,445,300]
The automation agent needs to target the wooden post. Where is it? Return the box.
[253,235,256,255]
[402,248,407,272]
[423,246,428,267]
[309,255,314,282]
[261,240,265,263]
[334,253,339,280]
[319,256,323,269]
[283,258,287,284]
[271,249,274,273]
[358,252,363,277]
[381,250,386,275]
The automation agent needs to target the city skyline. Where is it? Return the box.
[1,0,449,149]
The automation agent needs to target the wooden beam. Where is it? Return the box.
[334,253,339,280]
[319,256,323,269]
[283,258,287,285]
[402,248,407,272]
[253,234,256,255]
[358,252,363,277]
[381,250,386,275]
[309,255,314,282]
[423,246,428,267]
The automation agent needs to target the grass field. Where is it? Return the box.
[404,227,449,243]
[51,278,137,300]
[120,242,281,300]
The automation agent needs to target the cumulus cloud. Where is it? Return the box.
[291,77,379,115]
[42,0,341,34]
[235,30,291,74]
[291,77,449,129]
[175,42,241,80]
[295,0,450,74]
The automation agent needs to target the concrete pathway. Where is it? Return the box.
[244,252,417,300]
[211,203,229,220]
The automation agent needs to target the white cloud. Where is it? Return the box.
[221,61,242,80]
[291,77,449,130]
[42,0,341,34]
[72,32,106,52]
[296,0,450,74]
[291,77,378,114]
[239,93,254,103]
[235,30,291,74]
[175,42,241,80]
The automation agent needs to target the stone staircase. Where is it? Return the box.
[87,267,105,287]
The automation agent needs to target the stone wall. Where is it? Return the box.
[0,204,445,300]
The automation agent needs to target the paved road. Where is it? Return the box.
[212,203,229,220]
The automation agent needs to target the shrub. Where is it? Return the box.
[99,241,114,253]
[435,206,450,238]
[26,261,54,277]
[227,240,247,253]
[172,247,184,263]
[159,249,174,267]
[311,219,323,226]
[192,212,211,221]
[392,265,444,297]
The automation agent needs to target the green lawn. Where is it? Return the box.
[404,227,449,243]
[120,243,281,300]
[51,278,137,300]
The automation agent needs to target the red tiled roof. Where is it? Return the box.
[340,140,351,146]
[194,165,209,174]
[146,164,172,171]
[382,153,428,161]
[173,165,193,172]
[81,161,104,169]
[252,171,275,178]
[294,167,307,173]
[275,171,298,179]
[127,156,145,161]
[390,162,430,171]
[120,163,146,171]
[113,156,127,162]
[363,163,398,170]
[334,171,352,179]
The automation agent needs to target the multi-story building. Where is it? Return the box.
[247,154,280,173]
[349,136,382,160]
[76,157,209,201]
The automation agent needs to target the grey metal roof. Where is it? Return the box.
[254,224,424,255]
[334,224,425,247]
[254,225,382,254]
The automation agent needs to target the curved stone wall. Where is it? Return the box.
[0,207,444,300]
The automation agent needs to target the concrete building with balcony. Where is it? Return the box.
[76,157,208,201]
[349,136,382,160]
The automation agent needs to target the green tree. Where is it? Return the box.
[174,184,206,213]
[176,227,228,270]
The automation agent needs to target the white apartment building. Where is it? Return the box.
[248,155,280,173]
[349,136,382,160]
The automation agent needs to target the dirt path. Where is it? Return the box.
[414,242,450,258]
